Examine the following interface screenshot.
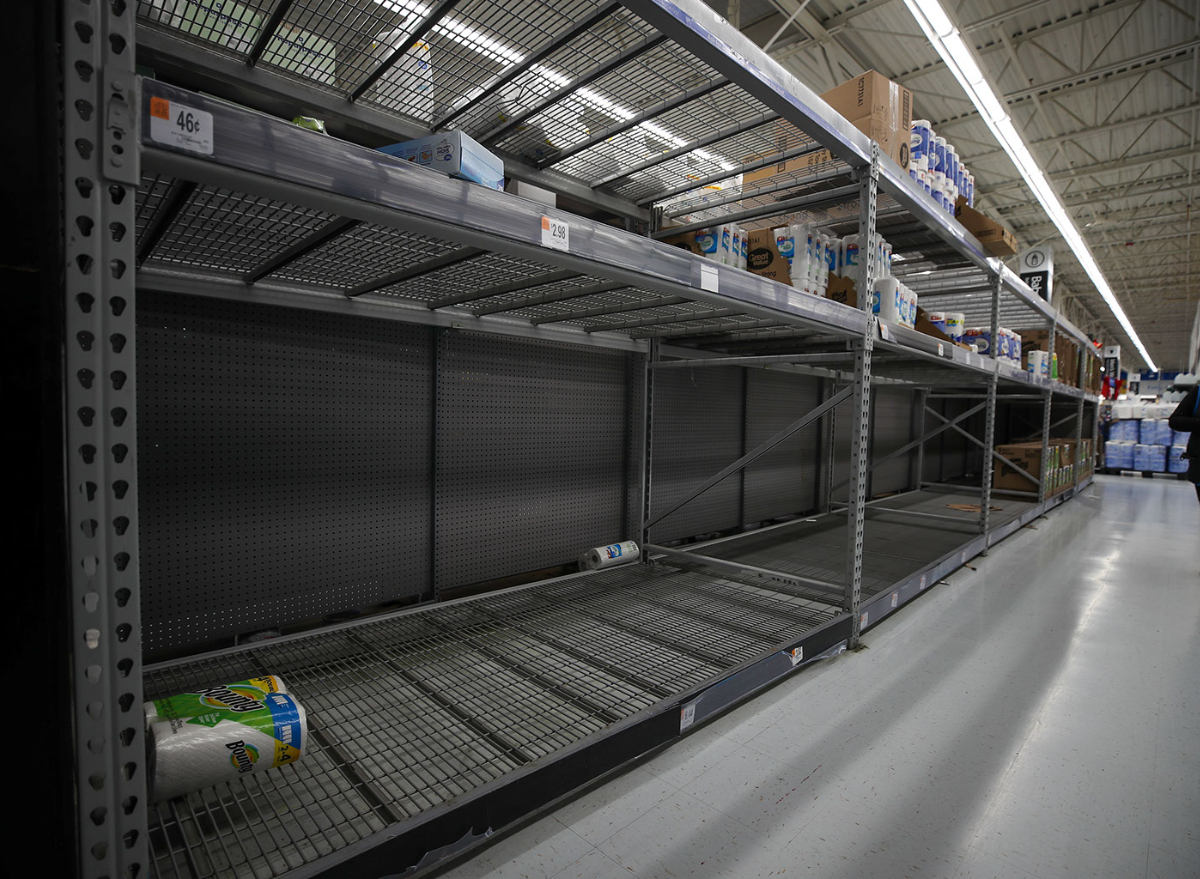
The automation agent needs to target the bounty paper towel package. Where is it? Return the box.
[145,675,287,725]
[149,685,306,802]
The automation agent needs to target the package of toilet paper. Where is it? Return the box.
[150,688,306,802]
[1169,445,1189,474]
[1105,441,1134,470]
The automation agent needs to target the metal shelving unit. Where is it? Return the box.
[55,1,1105,877]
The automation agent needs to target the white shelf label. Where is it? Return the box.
[788,646,804,666]
[891,592,898,608]
[880,323,892,341]
[541,216,569,252]
[860,612,868,628]
[919,574,927,590]
[149,96,213,155]
[680,703,696,731]
[700,263,719,292]
[937,342,945,357]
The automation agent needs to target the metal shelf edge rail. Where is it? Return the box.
[62,0,149,876]
[137,80,870,343]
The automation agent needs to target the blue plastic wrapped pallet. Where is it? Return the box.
[1108,420,1140,443]
[1139,418,1173,446]
[1105,441,1134,470]
[379,131,505,191]
[1133,444,1167,472]
[1169,446,1189,474]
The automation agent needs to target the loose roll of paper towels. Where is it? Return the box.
[145,675,289,725]
[149,689,307,802]
[582,541,640,570]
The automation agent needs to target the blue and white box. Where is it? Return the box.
[379,130,505,190]
[1169,445,1189,473]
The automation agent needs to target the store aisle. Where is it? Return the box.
[437,476,1200,879]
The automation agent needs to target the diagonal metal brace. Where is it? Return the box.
[924,406,1041,486]
[642,385,852,532]
[827,400,987,495]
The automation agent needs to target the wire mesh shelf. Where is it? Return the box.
[144,561,840,877]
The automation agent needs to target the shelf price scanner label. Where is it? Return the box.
[150,96,214,155]
[541,216,570,252]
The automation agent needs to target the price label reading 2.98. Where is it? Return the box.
[541,216,570,252]
[149,96,214,156]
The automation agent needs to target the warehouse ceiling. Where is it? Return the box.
[716,0,1199,372]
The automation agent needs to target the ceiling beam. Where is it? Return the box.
[979,145,1200,196]
[894,0,1141,85]
[934,40,1200,128]
[968,102,1200,163]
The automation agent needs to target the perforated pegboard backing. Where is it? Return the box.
[649,367,745,543]
[870,388,916,496]
[434,333,630,592]
[743,370,822,522]
[138,292,432,658]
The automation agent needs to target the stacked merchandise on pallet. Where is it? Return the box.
[1169,444,1190,474]
[1133,444,1168,473]
[1108,420,1140,442]
[1140,418,1174,446]
[1105,440,1135,470]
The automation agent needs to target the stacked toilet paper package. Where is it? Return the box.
[957,326,1023,366]
[910,119,974,214]
[146,675,306,802]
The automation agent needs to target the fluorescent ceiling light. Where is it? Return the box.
[902,0,1158,371]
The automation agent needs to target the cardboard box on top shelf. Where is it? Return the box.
[743,71,911,188]
[1019,329,1078,384]
[378,131,504,190]
[745,230,794,285]
[825,273,860,308]
[954,196,1018,256]
[661,228,711,258]
[913,307,974,349]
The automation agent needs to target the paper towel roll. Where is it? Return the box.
[150,690,306,802]
[874,278,902,323]
[582,541,640,570]
[145,675,289,726]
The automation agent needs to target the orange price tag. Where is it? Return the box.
[540,217,550,231]
[150,97,170,120]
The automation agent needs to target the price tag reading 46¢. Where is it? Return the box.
[149,97,213,155]
[541,216,569,252]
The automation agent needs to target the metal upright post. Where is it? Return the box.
[1039,318,1057,505]
[823,379,837,513]
[1074,396,1086,489]
[845,145,879,648]
[914,388,928,490]
[61,0,147,876]
[980,272,1002,545]
[638,338,660,552]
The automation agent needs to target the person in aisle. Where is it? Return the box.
[1168,384,1200,503]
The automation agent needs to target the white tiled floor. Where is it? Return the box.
[437,476,1200,879]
